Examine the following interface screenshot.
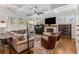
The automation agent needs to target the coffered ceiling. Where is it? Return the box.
[0,4,66,16]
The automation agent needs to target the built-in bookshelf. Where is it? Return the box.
[58,24,71,38]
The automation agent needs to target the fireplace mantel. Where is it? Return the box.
[44,24,58,33]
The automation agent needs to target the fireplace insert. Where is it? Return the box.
[47,28,53,32]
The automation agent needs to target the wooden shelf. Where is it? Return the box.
[58,24,71,38]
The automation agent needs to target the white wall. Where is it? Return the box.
[0,16,29,32]
[56,10,76,39]
[6,17,28,31]
[0,6,30,32]
[30,5,77,39]
[75,5,79,53]
[43,5,77,39]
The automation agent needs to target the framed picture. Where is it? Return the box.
[66,15,75,23]
[58,16,65,24]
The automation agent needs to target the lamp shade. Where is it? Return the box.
[29,21,34,24]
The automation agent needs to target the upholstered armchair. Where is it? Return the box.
[51,32,61,41]
[41,34,59,49]
[9,32,34,53]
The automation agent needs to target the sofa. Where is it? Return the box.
[8,30,34,53]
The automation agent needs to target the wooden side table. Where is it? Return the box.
[0,33,12,54]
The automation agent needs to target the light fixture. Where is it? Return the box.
[34,5,43,15]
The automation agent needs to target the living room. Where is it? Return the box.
[0,4,78,54]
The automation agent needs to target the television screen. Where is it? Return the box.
[45,17,56,24]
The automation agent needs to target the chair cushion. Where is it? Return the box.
[18,34,25,41]
[43,32,51,36]
[13,33,25,41]
[24,33,27,39]
[10,32,16,35]
[42,36,48,41]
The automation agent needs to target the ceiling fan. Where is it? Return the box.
[34,6,43,15]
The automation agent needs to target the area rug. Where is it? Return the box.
[31,36,53,54]
[31,37,77,54]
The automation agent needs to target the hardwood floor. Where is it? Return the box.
[0,38,77,54]
[51,38,77,54]
[31,38,77,54]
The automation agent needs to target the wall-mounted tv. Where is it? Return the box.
[45,17,56,24]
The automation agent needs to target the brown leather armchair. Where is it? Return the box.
[51,32,61,41]
[41,34,59,49]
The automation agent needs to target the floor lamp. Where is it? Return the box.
[26,20,34,49]
[26,20,29,48]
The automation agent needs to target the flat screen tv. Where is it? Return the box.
[45,17,56,24]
